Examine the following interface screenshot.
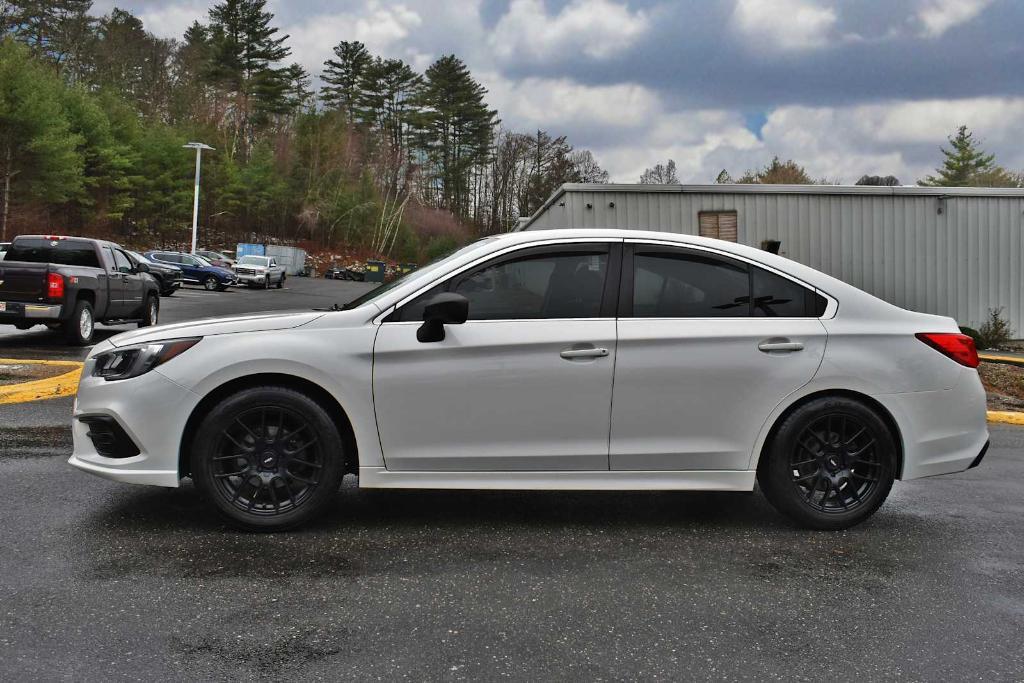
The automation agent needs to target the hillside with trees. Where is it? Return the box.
[0,0,609,259]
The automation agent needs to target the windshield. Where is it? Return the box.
[239,256,269,266]
[193,254,214,266]
[126,250,151,264]
[342,238,496,310]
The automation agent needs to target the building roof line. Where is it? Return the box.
[517,182,1024,230]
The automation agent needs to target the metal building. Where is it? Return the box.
[519,183,1024,332]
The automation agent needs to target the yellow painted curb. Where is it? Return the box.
[0,359,84,405]
[978,353,1024,366]
[987,411,1024,426]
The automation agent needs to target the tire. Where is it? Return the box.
[62,299,94,346]
[277,274,285,289]
[138,294,159,328]
[264,276,271,290]
[190,386,346,531]
[203,276,219,291]
[757,396,897,530]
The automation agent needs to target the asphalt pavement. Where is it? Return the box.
[1,278,1022,680]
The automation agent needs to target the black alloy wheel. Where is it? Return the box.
[192,386,345,530]
[758,396,896,530]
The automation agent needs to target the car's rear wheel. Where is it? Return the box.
[203,276,218,291]
[138,294,158,328]
[757,396,897,530]
[191,386,346,531]
[62,299,94,345]
[277,274,285,289]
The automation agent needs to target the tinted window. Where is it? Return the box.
[633,251,749,317]
[6,239,100,268]
[395,248,609,322]
[456,251,607,320]
[112,249,133,273]
[182,255,202,267]
[752,267,824,317]
[154,252,180,264]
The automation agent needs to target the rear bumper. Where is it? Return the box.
[0,301,62,321]
[876,368,990,480]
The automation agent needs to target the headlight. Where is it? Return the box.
[92,338,201,381]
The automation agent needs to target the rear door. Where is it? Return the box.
[373,242,621,471]
[610,242,828,471]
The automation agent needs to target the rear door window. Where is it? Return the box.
[632,250,749,317]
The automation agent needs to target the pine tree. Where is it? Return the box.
[5,0,93,78]
[320,40,371,121]
[0,39,84,239]
[922,126,997,186]
[412,55,497,220]
[204,0,292,159]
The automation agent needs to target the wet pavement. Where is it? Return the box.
[1,279,1022,680]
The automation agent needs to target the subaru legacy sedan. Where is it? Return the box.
[69,230,989,531]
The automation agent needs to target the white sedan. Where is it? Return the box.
[69,229,989,531]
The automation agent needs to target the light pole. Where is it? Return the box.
[183,142,214,254]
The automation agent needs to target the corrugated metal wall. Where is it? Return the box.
[527,190,1024,332]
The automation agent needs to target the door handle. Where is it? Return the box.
[560,347,609,360]
[758,339,804,353]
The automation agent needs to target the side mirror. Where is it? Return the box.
[136,262,150,273]
[417,292,469,343]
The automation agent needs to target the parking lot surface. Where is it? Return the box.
[1,279,1022,680]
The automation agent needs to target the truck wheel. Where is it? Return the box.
[63,300,94,346]
[277,274,285,289]
[138,294,159,328]
[203,276,218,291]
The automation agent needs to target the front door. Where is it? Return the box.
[610,243,827,471]
[373,242,620,471]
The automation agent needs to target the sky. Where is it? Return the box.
[91,0,1024,184]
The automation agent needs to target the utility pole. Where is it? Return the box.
[183,142,215,254]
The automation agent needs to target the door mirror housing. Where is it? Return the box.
[135,262,150,274]
[417,293,469,343]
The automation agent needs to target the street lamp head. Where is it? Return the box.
[183,142,215,151]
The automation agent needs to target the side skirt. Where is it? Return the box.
[358,467,756,491]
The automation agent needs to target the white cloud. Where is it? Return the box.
[125,1,207,39]
[491,0,649,62]
[916,0,995,38]
[731,0,837,51]
[284,3,423,75]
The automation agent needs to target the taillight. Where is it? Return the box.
[916,333,979,368]
[47,272,65,300]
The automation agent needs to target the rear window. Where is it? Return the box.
[6,239,101,268]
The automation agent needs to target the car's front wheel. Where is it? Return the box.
[203,276,218,291]
[757,396,897,530]
[277,273,285,289]
[191,386,346,531]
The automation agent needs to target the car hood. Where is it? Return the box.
[108,311,325,347]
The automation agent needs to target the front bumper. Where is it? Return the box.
[0,301,62,321]
[235,271,267,284]
[68,364,199,488]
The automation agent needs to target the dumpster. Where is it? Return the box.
[365,260,386,283]
[397,263,418,275]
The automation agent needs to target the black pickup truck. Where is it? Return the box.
[0,235,161,345]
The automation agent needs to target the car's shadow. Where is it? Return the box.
[74,477,940,583]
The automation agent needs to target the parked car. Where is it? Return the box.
[323,264,364,281]
[0,242,10,260]
[144,251,237,291]
[196,249,235,269]
[126,250,181,297]
[233,255,286,289]
[0,235,160,344]
[69,229,989,531]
